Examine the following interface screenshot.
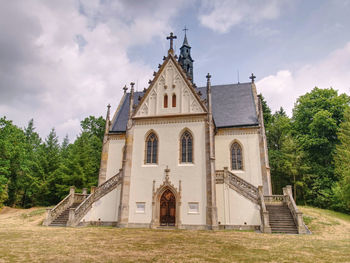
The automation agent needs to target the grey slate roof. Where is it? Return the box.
[110,82,258,133]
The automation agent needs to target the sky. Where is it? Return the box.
[1,0,350,142]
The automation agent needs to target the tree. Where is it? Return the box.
[266,109,292,194]
[292,87,350,207]
[258,94,272,127]
[80,116,105,141]
[0,117,31,207]
[333,107,350,212]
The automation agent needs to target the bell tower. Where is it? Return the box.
[178,27,194,82]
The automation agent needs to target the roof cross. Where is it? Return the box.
[123,85,128,94]
[183,26,188,34]
[249,73,256,83]
[166,32,177,53]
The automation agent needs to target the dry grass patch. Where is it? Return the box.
[0,206,349,263]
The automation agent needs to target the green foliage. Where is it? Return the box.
[262,87,350,212]
[0,115,105,208]
[333,107,350,212]
[292,87,350,208]
[258,94,272,126]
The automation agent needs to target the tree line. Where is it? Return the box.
[0,116,105,208]
[261,87,350,213]
[0,87,349,213]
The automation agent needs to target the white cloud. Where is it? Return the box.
[0,0,188,140]
[257,42,350,115]
[198,0,289,33]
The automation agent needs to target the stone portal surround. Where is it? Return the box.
[150,166,182,229]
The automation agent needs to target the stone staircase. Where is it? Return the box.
[43,171,123,227]
[266,204,298,234]
[215,169,307,234]
[49,202,82,226]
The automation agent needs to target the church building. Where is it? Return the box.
[45,32,307,234]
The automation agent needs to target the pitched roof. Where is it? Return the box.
[110,82,258,133]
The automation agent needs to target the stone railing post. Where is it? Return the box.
[82,188,88,195]
[297,211,307,234]
[67,208,76,227]
[258,186,271,233]
[91,186,96,194]
[70,186,75,195]
[43,208,52,226]
[223,167,229,182]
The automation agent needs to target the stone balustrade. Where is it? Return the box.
[220,167,259,204]
[43,186,76,226]
[283,185,307,234]
[67,171,123,226]
[258,186,271,233]
[264,195,285,204]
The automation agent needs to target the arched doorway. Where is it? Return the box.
[160,189,176,226]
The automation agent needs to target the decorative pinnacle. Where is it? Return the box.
[206,73,211,82]
[165,165,170,182]
[249,73,256,83]
[130,82,135,92]
[123,85,128,94]
[107,103,111,110]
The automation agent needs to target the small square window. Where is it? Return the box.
[188,202,199,214]
[136,202,145,213]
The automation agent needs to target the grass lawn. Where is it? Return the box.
[0,206,349,263]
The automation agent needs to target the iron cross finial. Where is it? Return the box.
[206,73,212,81]
[123,85,128,94]
[166,32,177,51]
[249,73,256,83]
[183,26,188,34]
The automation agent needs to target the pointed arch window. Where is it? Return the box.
[172,94,176,107]
[164,94,168,108]
[181,131,193,163]
[231,142,243,170]
[145,132,158,164]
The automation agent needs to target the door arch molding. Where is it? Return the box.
[151,176,182,228]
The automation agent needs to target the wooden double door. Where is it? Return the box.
[160,189,176,226]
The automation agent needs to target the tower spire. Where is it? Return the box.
[178,27,194,82]
[183,26,189,46]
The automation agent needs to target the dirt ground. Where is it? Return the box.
[0,206,349,263]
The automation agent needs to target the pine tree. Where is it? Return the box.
[333,107,350,212]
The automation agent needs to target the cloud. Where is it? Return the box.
[198,0,289,33]
[257,42,350,115]
[0,0,188,141]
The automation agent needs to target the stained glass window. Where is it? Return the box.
[146,133,158,164]
[231,142,243,170]
[181,131,193,163]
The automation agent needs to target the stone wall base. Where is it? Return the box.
[218,224,260,231]
[79,221,259,231]
[79,221,118,227]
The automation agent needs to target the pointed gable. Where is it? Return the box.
[133,55,206,118]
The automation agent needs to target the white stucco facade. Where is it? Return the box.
[81,51,270,230]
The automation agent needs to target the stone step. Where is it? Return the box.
[49,201,83,226]
[271,227,297,231]
[266,204,298,234]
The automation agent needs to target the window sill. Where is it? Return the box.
[188,212,199,215]
[231,170,244,173]
[178,163,194,167]
[142,164,158,167]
